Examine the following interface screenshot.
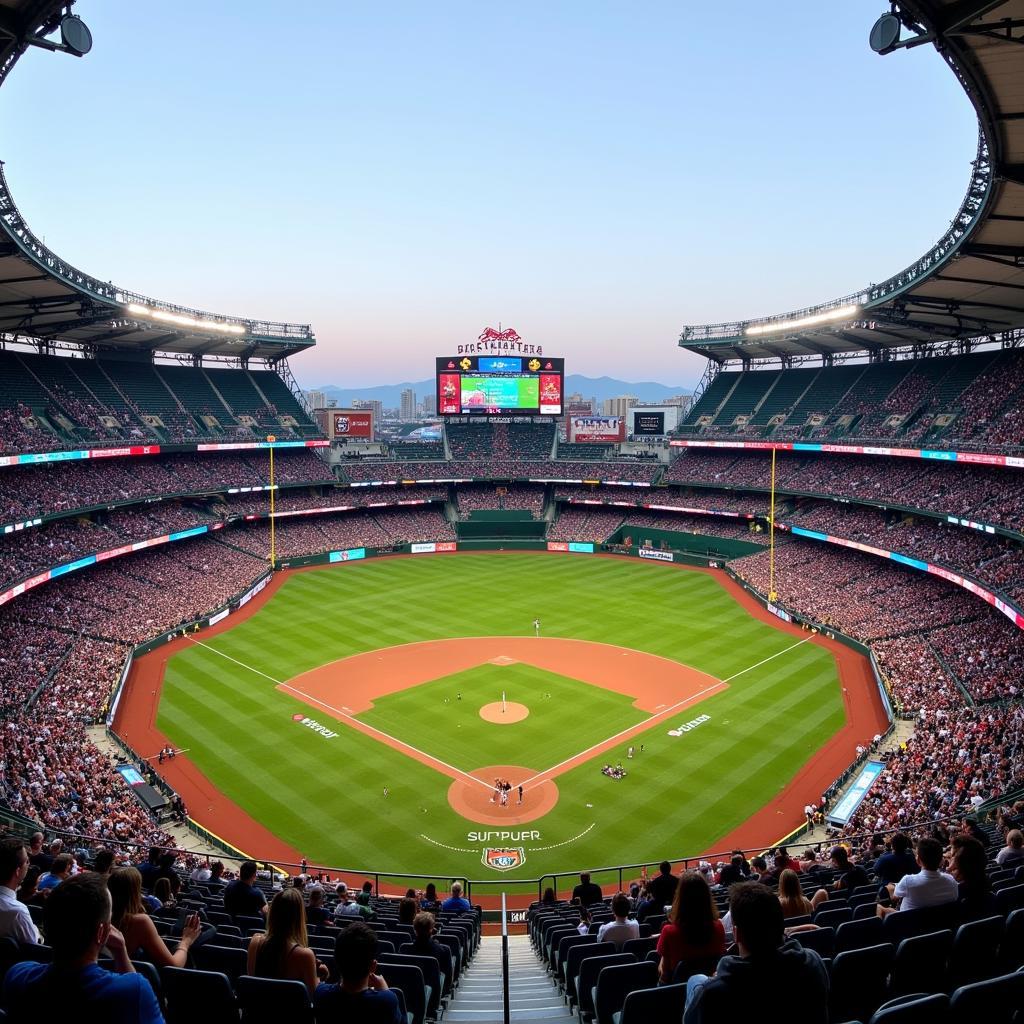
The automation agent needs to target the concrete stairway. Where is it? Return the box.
[445,934,575,1023]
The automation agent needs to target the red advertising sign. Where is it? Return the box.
[333,411,373,438]
[438,374,461,414]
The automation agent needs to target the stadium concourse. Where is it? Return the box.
[2,0,1024,1020]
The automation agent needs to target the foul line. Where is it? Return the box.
[187,638,494,793]
[518,633,817,791]
[721,634,814,683]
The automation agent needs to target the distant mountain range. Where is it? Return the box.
[313,375,690,409]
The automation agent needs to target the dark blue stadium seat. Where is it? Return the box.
[565,942,616,1011]
[592,960,658,1024]
[949,970,1024,1016]
[829,943,895,1023]
[793,926,835,959]
[162,967,236,1024]
[997,884,1024,916]
[618,982,685,1024]
[888,930,953,997]
[947,915,1003,990]
[238,974,313,1023]
[376,962,427,1024]
[577,952,633,1021]
[836,916,884,953]
[192,944,248,984]
[815,906,853,929]
[869,992,951,1024]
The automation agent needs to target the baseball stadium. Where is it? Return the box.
[0,2,1023,1022]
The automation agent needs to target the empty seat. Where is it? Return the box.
[836,916,885,953]
[814,906,852,930]
[947,915,1003,990]
[618,982,685,1024]
[949,970,1024,1014]
[888,930,953,997]
[576,952,633,1020]
[192,944,248,983]
[829,943,895,1023]
[162,967,236,1024]
[869,992,951,1024]
[793,926,835,959]
[237,975,313,1023]
[592,960,659,1024]
[565,942,616,1011]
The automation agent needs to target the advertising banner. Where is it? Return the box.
[333,411,373,438]
[328,548,366,563]
[638,548,674,562]
[547,541,569,552]
[568,542,594,553]
[411,542,437,554]
[828,761,885,824]
[569,416,625,443]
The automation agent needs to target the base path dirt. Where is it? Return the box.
[115,551,890,901]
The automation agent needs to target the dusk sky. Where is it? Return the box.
[4,1,977,390]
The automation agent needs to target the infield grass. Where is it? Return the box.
[157,553,845,882]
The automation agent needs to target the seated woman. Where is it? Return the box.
[420,883,442,912]
[777,869,813,919]
[247,887,328,995]
[152,876,177,911]
[398,897,418,927]
[656,871,726,984]
[108,867,202,968]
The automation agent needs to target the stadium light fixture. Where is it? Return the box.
[125,302,246,335]
[744,304,860,337]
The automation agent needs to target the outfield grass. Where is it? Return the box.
[157,554,845,883]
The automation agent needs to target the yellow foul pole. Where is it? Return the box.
[768,446,777,603]
[267,434,277,567]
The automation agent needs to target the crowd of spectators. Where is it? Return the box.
[666,449,1024,531]
[455,484,546,518]
[340,459,659,484]
[732,542,1023,706]
[218,484,446,518]
[0,449,333,524]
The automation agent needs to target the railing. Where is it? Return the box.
[500,893,511,1024]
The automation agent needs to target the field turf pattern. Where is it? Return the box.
[158,554,844,883]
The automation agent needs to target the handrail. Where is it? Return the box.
[500,893,511,1024]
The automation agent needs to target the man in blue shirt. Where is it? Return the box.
[441,882,472,913]
[4,872,163,1023]
[314,922,402,1023]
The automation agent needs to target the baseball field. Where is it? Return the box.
[119,552,885,886]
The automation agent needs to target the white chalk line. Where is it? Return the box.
[187,638,494,793]
[419,835,475,854]
[721,634,814,683]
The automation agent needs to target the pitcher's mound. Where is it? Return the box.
[480,701,529,723]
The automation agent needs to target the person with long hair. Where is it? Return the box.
[107,866,201,968]
[420,882,441,912]
[246,887,327,995]
[152,876,176,911]
[656,871,726,983]
[777,869,813,919]
[950,836,995,917]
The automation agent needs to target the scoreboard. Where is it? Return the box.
[436,355,564,416]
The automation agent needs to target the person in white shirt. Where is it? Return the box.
[0,838,41,944]
[880,837,958,915]
[596,893,641,950]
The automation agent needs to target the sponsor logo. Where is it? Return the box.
[547,541,569,552]
[295,716,338,739]
[638,548,674,562]
[668,713,711,737]
[411,542,436,554]
[482,847,525,871]
[467,830,540,842]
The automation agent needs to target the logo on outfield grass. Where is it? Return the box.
[668,713,710,737]
[483,847,525,871]
[293,715,338,739]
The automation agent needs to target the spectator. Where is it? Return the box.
[314,921,401,1024]
[571,872,603,907]
[539,887,557,907]
[596,893,640,949]
[657,871,726,984]
[26,833,51,872]
[37,854,73,893]
[950,836,995,917]
[811,847,868,909]
[398,897,417,926]
[879,837,958,915]
[223,860,268,919]
[441,882,472,914]
[0,838,40,944]
[410,911,453,991]
[996,828,1024,869]
[873,832,917,887]
[108,867,201,968]
[420,882,442,912]
[777,870,812,920]
[306,886,331,927]
[683,881,828,1024]
[576,907,592,936]
[3,873,163,1024]
[91,849,115,878]
[247,888,326,995]
[716,854,747,888]
[647,860,679,909]
[334,884,371,921]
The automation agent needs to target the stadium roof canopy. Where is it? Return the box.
[680,0,1024,364]
[0,0,314,361]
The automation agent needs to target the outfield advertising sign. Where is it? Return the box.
[328,548,366,563]
[828,760,885,824]
[639,548,674,562]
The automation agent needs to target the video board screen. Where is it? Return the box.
[436,356,563,416]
